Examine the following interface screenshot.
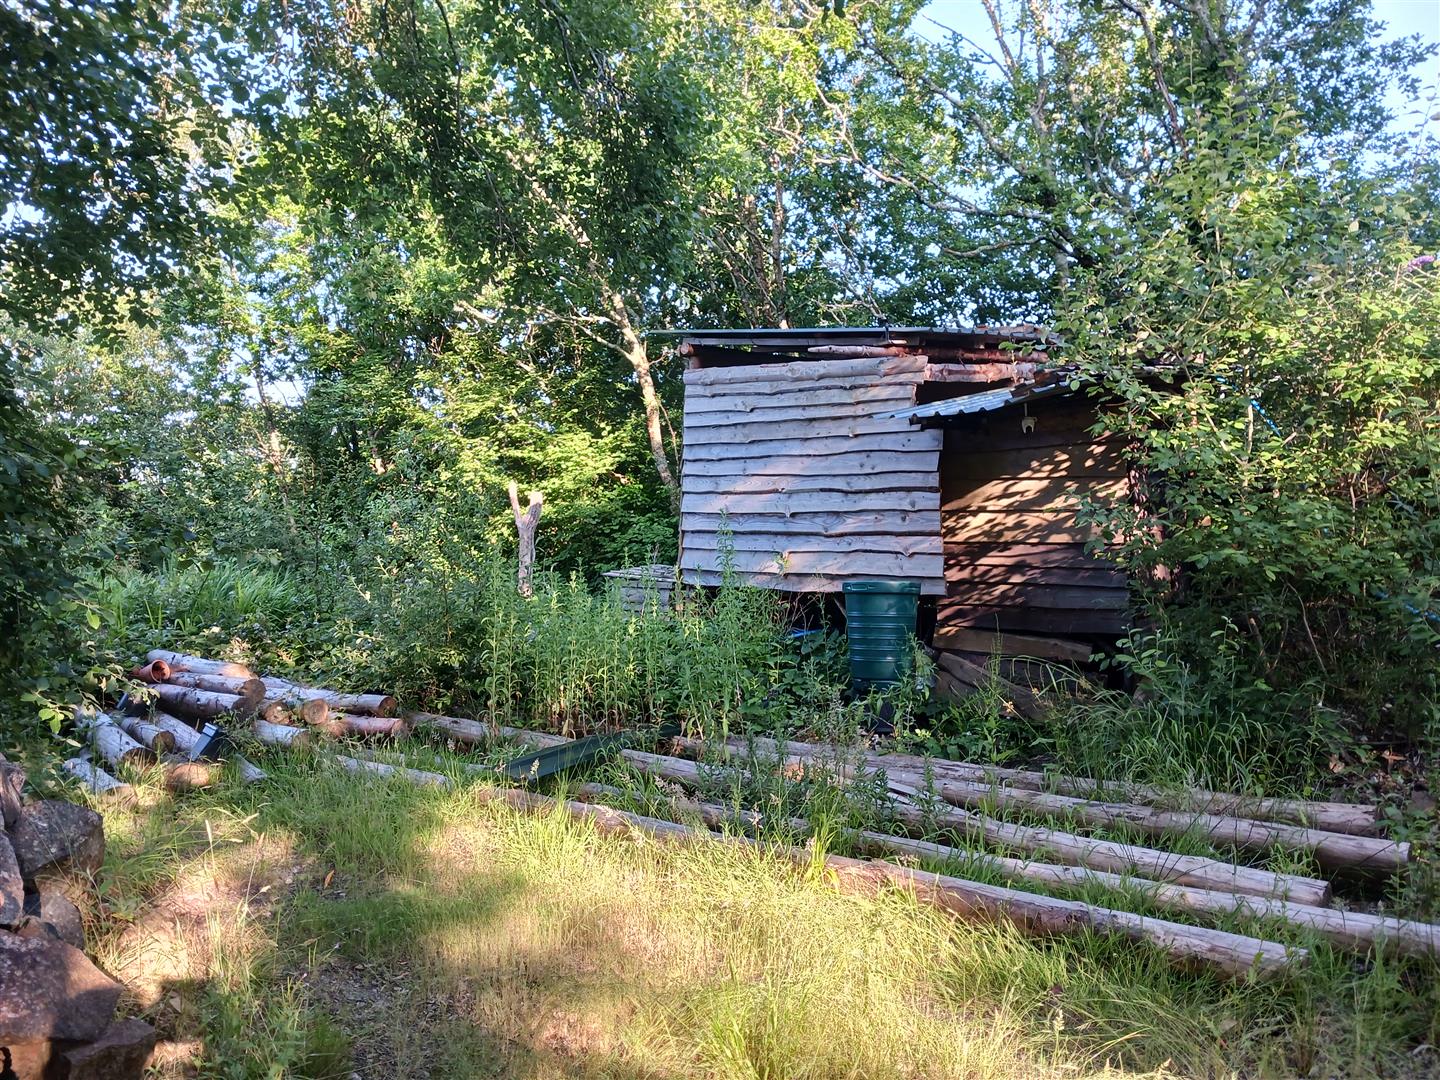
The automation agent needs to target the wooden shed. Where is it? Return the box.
[672,327,1130,663]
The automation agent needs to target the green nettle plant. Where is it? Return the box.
[1062,114,1440,746]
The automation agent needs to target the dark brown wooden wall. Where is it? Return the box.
[937,397,1130,639]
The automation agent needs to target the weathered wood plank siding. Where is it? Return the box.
[679,357,945,593]
[938,397,1130,636]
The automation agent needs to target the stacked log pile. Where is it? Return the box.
[0,753,158,1077]
[82,649,1438,982]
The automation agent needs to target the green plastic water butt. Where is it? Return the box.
[842,580,920,689]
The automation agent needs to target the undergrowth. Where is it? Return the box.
[69,751,1440,1079]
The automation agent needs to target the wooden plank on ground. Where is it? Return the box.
[931,627,1096,662]
[683,491,940,515]
[683,569,947,595]
[686,386,917,414]
[943,476,1127,512]
[684,416,919,445]
[684,432,941,460]
[683,531,941,556]
[941,511,1103,545]
[683,451,939,477]
[680,549,944,578]
[682,510,942,536]
[686,472,938,495]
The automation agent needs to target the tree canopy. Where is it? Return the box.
[1,0,1437,735]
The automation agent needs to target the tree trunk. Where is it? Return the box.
[604,286,680,509]
[507,482,543,597]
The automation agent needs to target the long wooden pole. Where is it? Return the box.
[614,748,1332,905]
[589,784,1434,959]
[330,753,1300,980]
[681,737,1406,873]
[405,716,1331,905]
[717,734,1379,837]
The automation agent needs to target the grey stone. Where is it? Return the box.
[60,1017,159,1079]
[0,934,121,1044]
[0,753,24,829]
[10,802,104,885]
[14,890,85,949]
[0,834,22,926]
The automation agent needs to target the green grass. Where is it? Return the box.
[61,744,1440,1080]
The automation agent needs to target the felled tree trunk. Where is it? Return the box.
[148,684,243,720]
[165,671,267,711]
[145,650,255,679]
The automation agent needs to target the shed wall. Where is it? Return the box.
[678,356,946,593]
[936,397,1130,639]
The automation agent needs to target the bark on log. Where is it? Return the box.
[150,712,204,757]
[315,715,409,739]
[334,755,451,787]
[129,660,171,684]
[261,678,396,717]
[149,684,243,720]
[165,672,267,709]
[253,718,313,748]
[145,711,266,784]
[76,714,152,769]
[114,714,176,755]
[585,784,1418,957]
[62,759,131,798]
[659,739,1331,904]
[444,723,1333,903]
[330,751,1298,979]
[709,735,1382,839]
[857,832,1440,960]
[145,650,254,679]
[408,713,569,749]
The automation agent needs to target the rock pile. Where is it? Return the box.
[0,753,156,1079]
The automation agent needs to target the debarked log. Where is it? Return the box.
[62,759,131,798]
[728,734,1381,836]
[856,832,1440,960]
[653,741,1332,905]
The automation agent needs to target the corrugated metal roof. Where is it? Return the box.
[885,379,1077,421]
